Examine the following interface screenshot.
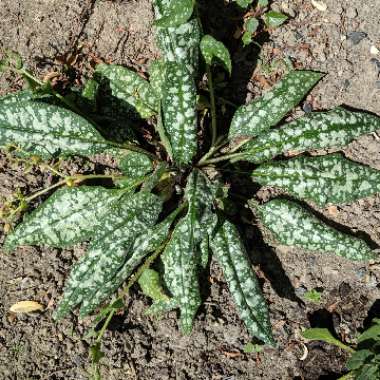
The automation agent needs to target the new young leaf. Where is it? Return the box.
[252,154,380,207]
[244,108,380,163]
[255,199,375,261]
[200,35,232,74]
[229,70,322,140]
[96,63,158,119]
[210,220,274,345]
[5,187,124,250]
[0,101,110,158]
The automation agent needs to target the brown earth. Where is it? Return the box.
[1,0,380,379]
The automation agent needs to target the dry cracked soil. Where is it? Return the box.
[1,0,380,379]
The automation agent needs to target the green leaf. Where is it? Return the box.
[252,154,380,207]
[0,101,110,158]
[138,268,169,303]
[243,342,264,353]
[302,328,353,351]
[114,151,153,188]
[243,108,380,163]
[347,350,374,371]
[233,0,253,8]
[54,192,163,319]
[200,35,232,74]
[263,11,288,28]
[162,62,198,165]
[162,170,217,333]
[258,0,269,6]
[82,79,99,103]
[229,70,322,140]
[96,63,158,119]
[242,32,253,47]
[149,59,167,101]
[154,19,201,75]
[154,0,194,28]
[303,289,322,303]
[210,220,274,345]
[245,17,259,34]
[5,186,124,251]
[356,364,380,380]
[357,320,380,343]
[255,199,375,261]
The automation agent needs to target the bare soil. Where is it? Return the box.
[1,1,380,379]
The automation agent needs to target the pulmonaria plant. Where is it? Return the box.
[1,0,380,346]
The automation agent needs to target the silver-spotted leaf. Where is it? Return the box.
[96,63,158,119]
[243,108,380,163]
[0,90,34,104]
[229,70,322,139]
[162,170,217,333]
[149,59,167,101]
[54,192,163,319]
[154,0,193,28]
[162,218,202,333]
[200,35,232,74]
[0,101,110,158]
[154,18,201,75]
[162,62,197,165]
[5,186,123,250]
[209,220,274,345]
[255,199,375,261]
[252,154,380,207]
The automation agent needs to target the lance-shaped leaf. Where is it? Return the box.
[0,101,110,158]
[149,59,167,101]
[54,192,163,319]
[114,151,153,188]
[229,70,322,140]
[73,206,180,318]
[209,220,274,345]
[242,108,380,163]
[162,170,217,332]
[5,186,124,251]
[96,63,158,119]
[154,19,201,75]
[162,218,202,333]
[162,62,198,165]
[200,35,232,74]
[255,199,375,261]
[154,0,193,28]
[252,154,380,207]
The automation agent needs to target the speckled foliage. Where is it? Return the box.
[2,0,380,350]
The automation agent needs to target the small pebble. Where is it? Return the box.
[346,8,357,19]
[370,45,380,55]
[302,102,313,113]
[347,31,368,45]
